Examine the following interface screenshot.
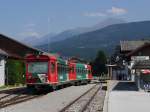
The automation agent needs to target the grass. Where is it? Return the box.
[0,84,25,90]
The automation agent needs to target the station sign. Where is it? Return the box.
[131,56,149,61]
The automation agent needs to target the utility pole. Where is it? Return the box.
[48,17,50,53]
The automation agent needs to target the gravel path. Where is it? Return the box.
[84,88,106,112]
[62,84,101,112]
[0,84,95,112]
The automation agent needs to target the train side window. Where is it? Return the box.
[82,69,83,74]
[86,69,88,74]
[58,64,61,73]
[76,68,78,73]
[62,65,64,73]
[80,68,82,74]
[65,66,68,73]
[60,64,63,73]
[63,65,65,73]
[66,66,69,72]
[64,66,66,73]
[85,69,87,74]
[61,65,63,73]
[84,69,86,73]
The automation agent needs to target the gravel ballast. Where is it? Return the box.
[0,84,95,112]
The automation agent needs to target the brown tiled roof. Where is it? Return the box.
[132,60,150,69]
[120,40,150,52]
[0,34,43,59]
[126,43,150,57]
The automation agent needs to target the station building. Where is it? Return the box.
[0,34,43,86]
[0,49,7,86]
[110,40,150,91]
[110,41,149,80]
[126,43,150,90]
[110,41,150,89]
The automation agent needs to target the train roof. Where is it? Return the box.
[57,57,68,65]
[25,53,56,60]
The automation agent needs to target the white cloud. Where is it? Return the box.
[84,7,127,17]
[84,12,106,17]
[107,7,127,15]
[19,23,40,38]
[19,31,40,38]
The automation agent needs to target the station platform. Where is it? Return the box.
[105,81,150,112]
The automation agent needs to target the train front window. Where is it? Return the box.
[28,62,48,73]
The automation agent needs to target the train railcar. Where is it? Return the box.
[25,54,58,89]
[57,57,69,83]
[25,54,92,90]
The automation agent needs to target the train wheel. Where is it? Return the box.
[27,85,35,91]
[74,82,80,86]
[60,85,64,89]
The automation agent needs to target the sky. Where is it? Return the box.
[0,0,150,40]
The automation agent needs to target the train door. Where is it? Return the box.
[69,63,76,80]
[49,59,58,83]
[87,65,92,79]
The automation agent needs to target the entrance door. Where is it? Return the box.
[50,60,58,83]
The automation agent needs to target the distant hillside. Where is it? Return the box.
[45,18,126,44]
[21,33,56,46]
[22,18,125,46]
[37,21,150,60]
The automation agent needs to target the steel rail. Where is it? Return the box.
[0,87,44,108]
[59,83,101,112]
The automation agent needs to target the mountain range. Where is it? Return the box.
[37,20,150,60]
[22,18,126,46]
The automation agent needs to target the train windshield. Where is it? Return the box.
[28,62,48,73]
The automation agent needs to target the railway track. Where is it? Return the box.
[0,87,44,108]
[59,83,105,112]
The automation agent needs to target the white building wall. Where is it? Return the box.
[0,59,5,86]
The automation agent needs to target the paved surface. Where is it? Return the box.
[108,81,150,112]
[109,91,150,112]
[0,84,95,112]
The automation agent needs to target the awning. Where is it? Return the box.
[141,69,150,74]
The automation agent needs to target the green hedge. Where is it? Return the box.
[5,59,25,85]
